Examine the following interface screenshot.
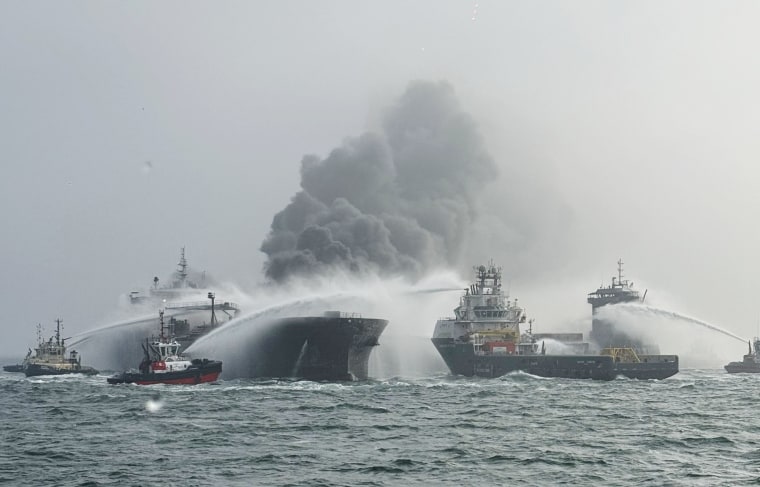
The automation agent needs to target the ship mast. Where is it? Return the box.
[159,310,168,341]
[208,292,217,326]
[617,258,625,286]
[55,319,62,347]
[176,247,188,283]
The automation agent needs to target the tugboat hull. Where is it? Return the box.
[107,360,222,385]
[25,364,99,377]
[3,364,25,373]
[724,339,760,373]
[724,362,760,373]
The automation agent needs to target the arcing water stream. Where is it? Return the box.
[601,302,746,344]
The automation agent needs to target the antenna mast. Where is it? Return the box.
[617,258,625,286]
[159,310,167,340]
[55,319,62,346]
[208,292,217,326]
[176,247,188,282]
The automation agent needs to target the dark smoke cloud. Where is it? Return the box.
[260,81,498,282]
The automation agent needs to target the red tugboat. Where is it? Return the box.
[107,311,222,385]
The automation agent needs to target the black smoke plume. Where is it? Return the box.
[260,81,498,282]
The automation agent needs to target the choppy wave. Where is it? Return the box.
[1,369,758,485]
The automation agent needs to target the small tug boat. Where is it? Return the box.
[724,338,760,373]
[24,320,99,377]
[107,310,222,385]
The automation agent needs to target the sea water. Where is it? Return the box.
[2,369,759,486]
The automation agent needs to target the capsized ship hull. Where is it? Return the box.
[235,314,389,381]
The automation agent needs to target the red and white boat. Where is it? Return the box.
[107,311,222,385]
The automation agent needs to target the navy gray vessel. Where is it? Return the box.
[724,338,760,373]
[431,262,678,380]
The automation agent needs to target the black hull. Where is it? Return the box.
[219,316,388,381]
[25,364,99,377]
[725,362,760,374]
[107,360,222,385]
[432,339,678,381]
[3,364,25,373]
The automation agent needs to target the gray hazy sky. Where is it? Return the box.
[2,2,760,357]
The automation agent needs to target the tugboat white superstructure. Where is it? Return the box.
[431,262,679,380]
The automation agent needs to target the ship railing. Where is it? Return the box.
[165,300,240,311]
[323,311,363,319]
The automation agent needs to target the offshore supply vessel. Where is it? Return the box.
[24,320,98,377]
[108,311,222,385]
[431,262,678,380]
[724,338,760,373]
